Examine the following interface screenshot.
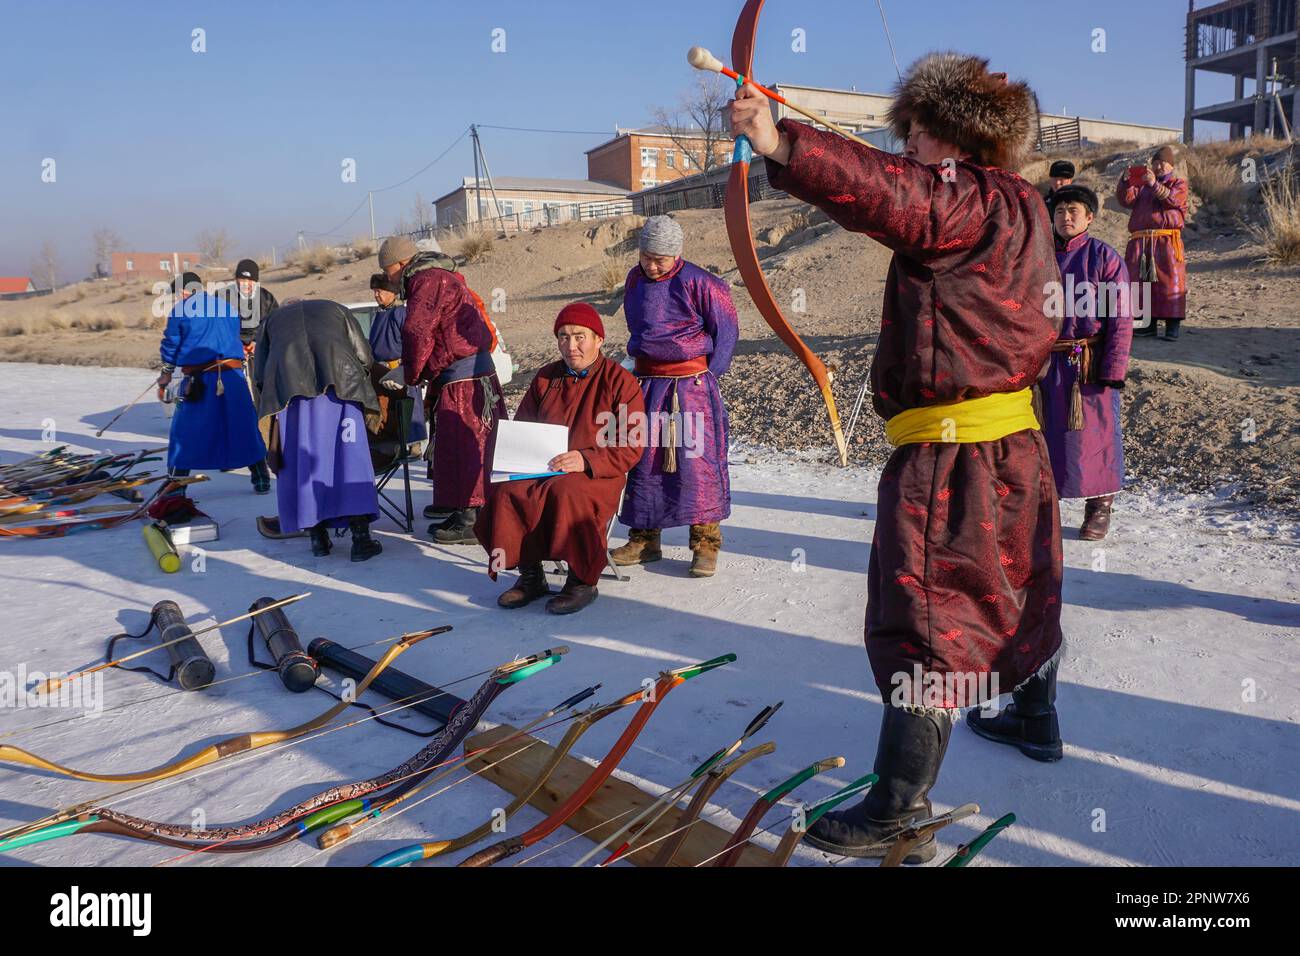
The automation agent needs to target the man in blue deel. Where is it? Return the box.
[156,271,266,494]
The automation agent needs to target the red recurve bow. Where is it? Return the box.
[725,0,848,466]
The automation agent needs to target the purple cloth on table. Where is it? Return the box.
[619,259,738,528]
[276,389,379,532]
[1041,232,1133,499]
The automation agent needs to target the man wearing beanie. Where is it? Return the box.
[378,235,506,543]
[1042,159,1075,219]
[221,256,279,493]
[475,302,645,614]
[366,273,427,466]
[733,52,1064,862]
[1117,145,1188,340]
[1033,184,1133,545]
[156,271,267,495]
[611,215,738,578]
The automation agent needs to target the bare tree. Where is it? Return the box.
[410,192,433,236]
[650,74,733,177]
[91,227,126,277]
[196,228,232,266]
[31,240,58,291]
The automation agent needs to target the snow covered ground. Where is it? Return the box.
[0,362,1296,867]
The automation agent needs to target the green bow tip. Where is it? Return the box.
[497,654,562,685]
[803,773,878,828]
[300,799,366,833]
[0,816,97,853]
[676,653,737,681]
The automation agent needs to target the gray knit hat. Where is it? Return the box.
[639,215,683,257]
[378,236,418,269]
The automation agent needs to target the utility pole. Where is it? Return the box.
[471,124,483,229]
[473,126,506,229]
[368,191,376,243]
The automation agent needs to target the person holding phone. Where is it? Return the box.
[1116,145,1188,340]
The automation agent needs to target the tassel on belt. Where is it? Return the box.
[885,389,1040,446]
[1051,335,1102,431]
[180,357,243,396]
[633,356,709,473]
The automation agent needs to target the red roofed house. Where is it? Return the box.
[0,277,36,294]
[110,251,202,282]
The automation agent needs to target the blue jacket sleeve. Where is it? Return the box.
[159,308,185,368]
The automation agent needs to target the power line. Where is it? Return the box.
[476,123,611,136]
[371,126,472,194]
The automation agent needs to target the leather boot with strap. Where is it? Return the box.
[689,522,721,577]
[546,571,598,615]
[803,705,952,862]
[349,516,383,563]
[966,664,1063,762]
[497,564,550,609]
[610,528,661,566]
[1079,495,1114,541]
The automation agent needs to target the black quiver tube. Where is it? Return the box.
[307,637,464,726]
[151,600,215,691]
[248,596,319,693]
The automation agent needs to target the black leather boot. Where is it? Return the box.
[497,564,551,609]
[433,507,479,544]
[349,517,382,562]
[546,572,598,615]
[966,664,1063,762]
[803,705,952,862]
[249,460,271,495]
[308,522,332,557]
[1162,319,1181,341]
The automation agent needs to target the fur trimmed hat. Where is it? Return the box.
[887,52,1039,170]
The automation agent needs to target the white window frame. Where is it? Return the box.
[640,147,659,168]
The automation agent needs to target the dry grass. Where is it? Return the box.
[759,210,811,247]
[1251,164,1300,265]
[1187,152,1248,221]
[455,227,494,263]
[598,252,631,294]
[351,235,375,260]
[291,244,337,274]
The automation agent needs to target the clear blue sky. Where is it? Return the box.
[1,0,1201,282]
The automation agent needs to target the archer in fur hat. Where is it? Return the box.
[730,54,1064,860]
[887,51,1039,170]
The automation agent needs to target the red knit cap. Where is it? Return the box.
[553,301,605,338]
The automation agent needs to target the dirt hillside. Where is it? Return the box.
[3,151,1298,521]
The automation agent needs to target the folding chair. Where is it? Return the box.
[373,396,418,533]
[549,488,628,582]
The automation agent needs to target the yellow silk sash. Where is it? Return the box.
[885,388,1039,446]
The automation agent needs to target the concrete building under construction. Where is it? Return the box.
[1185,0,1298,140]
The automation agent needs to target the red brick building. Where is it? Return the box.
[586,127,732,192]
[110,251,202,282]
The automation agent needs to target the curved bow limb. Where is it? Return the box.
[0,648,566,858]
[457,654,737,867]
[0,625,447,785]
[724,0,849,466]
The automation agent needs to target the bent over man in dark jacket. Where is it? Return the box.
[253,299,383,561]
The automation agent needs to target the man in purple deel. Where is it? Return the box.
[611,215,739,578]
[1040,184,1133,541]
